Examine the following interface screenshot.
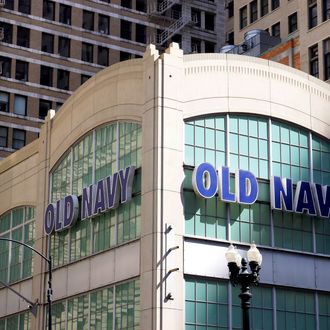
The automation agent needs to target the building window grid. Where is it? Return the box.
[58,37,70,58]
[324,38,330,81]
[239,6,248,29]
[276,288,315,329]
[309,0,318,28]
[309,44,319,77]
[0,126,8,147]
[59,4,72,25]
[0,207,35,285]
[13,94,27,116]
[260,0,269,17]
[250,0,258,24]
[0,56,12,78]
[271,0,280,10]
[15,60,28,81]
[4,0,14,10]
[0,23,13,44]
[12,129,26,150]
[229,116,269,179]
[0,311,31,330]
[98,14,110,35]
[288,12,298,34]
[0,92,9,112]
[185,277,229,329]
[43,0,55,21]
[18,0,31,14]
[323,0,330,21]
[185,278,330,330]
[50,122,141,268]
[271,122,310,182]
[184,115,330,255]
[83,10,95,31]
[230,202,271,247]
[232,285,273,329]
[16,27,30,48]
[82,42,94,63]
[48,279,140,329]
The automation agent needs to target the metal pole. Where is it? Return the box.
[47,255,52,330]
[239,285,252,330]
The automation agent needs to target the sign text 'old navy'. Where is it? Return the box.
[192,163,330,219]
[44,166,135,235]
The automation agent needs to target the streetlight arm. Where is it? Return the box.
[0,237,50,264]
[0,236,53,329]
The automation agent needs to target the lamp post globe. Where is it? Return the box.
[225,244,262,330]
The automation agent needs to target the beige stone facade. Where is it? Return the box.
[0,43,329,329]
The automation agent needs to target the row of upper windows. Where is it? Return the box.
[0,57,73,90]
[308,0,330,29]
[237,0,330,31]
[309,37,330,81]
[3,0,147,16]
[0,125,26,150]
[0,21,146,56]
[0,90,63,120]
[238,0,280,29]
[185,115,330,184]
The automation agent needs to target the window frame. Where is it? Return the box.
[13,94,27,116]
[12,129,26,150]
[0,126,8,147]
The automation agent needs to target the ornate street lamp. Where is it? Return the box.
[225,244,262,330]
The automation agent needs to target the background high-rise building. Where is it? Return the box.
[224,0,330,82]
[0,0,225,158]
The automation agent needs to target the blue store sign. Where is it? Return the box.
[44,165,136,235]
[192,163,330,219]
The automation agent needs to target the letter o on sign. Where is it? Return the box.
[44,203,55,235]
[192,163,218,198]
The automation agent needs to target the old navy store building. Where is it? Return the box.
[0,43,329,329]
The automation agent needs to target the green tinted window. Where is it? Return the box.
[48,279,140,330]
[230,202,271,246]
[185,117,226,168]
[272,122,309,182]
[312,135,330,185]
[273,211,313,252]
[51,122,142,267]
[0,311,31,330]
[276,288,315,329]
[232,285,273,330]
[185,278,228,330]
[0,207,35,285]
[230,116,269,179]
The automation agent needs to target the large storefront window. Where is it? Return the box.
[185,277,329,330]
[184,114,330,254]
[0,207,35,284]
[50,122,141,267]
[0,311,31,330]
[229,116,268,179]
[272,122,309,182]
[276,288,315,329]
[48,278,140,329]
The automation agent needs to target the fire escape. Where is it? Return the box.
[148,0,197,46]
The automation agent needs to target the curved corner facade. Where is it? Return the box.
[0,43,329,329]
